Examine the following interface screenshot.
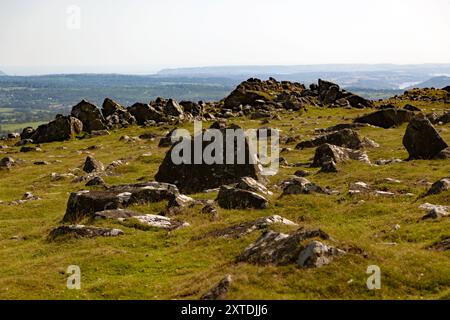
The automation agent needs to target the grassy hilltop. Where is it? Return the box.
[0,86,449,300]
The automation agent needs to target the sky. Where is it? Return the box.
[0,0,450,75]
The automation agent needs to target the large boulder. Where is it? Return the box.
[402,117,448,159]
[31,115,83,143]
[318,79,341,104]
[354,109,414,128]
[200,275,232,300]
[71,100,107,133]
[425,178,450,196]
[102,98,136,128]
[216,185,268,209]
[128,103,164,125]
[164,99,184,117]
[20,127,35,140]
[101,98,128,117]
[155,125,263,194]
[82,156,105,173]
[312,143,371,167]
[280,177,328,195]
[236,229,343,267]
[296,129,364,149]
[63,182,179,222]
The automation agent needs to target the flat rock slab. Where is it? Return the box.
[312,143,371,167]
[132,214,189,230]
[198,215,297,239]
[217,185,268,209]
[49,225,123,240]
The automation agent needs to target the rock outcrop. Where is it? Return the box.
[312,143,371,167]
[71,100,107,133]
[30,115,83,143]
[354,109,414,128]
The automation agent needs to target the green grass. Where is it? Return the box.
[0,121,47,132]
[0,101,449,300]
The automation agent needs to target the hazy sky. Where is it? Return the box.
[1,0,450,74]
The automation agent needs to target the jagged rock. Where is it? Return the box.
[71,100,107,133]
[425,178,450,196]
[128,103,164,125]
[281,177,327,195]
[201,204,219,220]
[200,275,232,300]
[297,241,345,268]
[236,229,333,266]
[200,215,297,239]
[312,143,370,167]
[318,79,341,104]
[30,116,83,143]
[296,129,365,150]
[85,176,106,187]
[180,101,202,116]
[106,159,127,171]
[83,156,105,173]
[20,127,35,140]
[237,177,272,196]
[402,117,448,159]
[354,109,414,128]
[0,157,15,169]
[49,225,123,240]
[217,185,268,209]
[155,125,263,194]
[164,99,184,117]
[101,98,128,118]
[63,182,179,222]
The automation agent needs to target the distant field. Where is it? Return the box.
[0,121,47,135]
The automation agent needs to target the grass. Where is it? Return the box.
[0,100,449,300]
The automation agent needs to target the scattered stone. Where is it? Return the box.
[128,102,163,125]
[0,157,15,169]
[319,158,338,173]
[50,172,76,181]
[297,240,346,268]
[354,109,414,128]
[281,177,328,195]
[312,143,370,167]
[201,204,219,220]
[404,104,421,112]
[236,177,272,196]
[20,146,41,152]
[34,161,50,165]
[49,225,123,240]
[85,176,106,187]
[403,116,448,160]
[294,169,311,177]
[425,178,450,196]
[349,182,371,194]
[296,129,366,150]
[217,185,268,209]
[200,275,232,300]
[83,156,105,173]
[429,237,450,251]
[132,214,189,230]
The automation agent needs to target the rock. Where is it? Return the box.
[101,98,128,118]
[435,147,450,159]
[20,127,36,140]
[281,177,327,195]
[236,229,333,266]
[345,94,374,109]
[425,178,450,196]
[294,169,311,177]
[319,80,340,104]
[317,123,369,133]
[22,192,39,200]
[20,146,41,152]
[7,132,20,139]
[319,158,338,173]
[354,109,414,128]
[375,158,402,165]
[200,275,232,300]
[164,99,184,117]
[430,237,450,251]
[0,157,15,169]
[155,125,263,194]
[34,161,50,165]
[201,215,297,239]
[295,129,365,150]
[48,225,123,240]
[217,185,268,209]
[88,130,110,137]
[297,241,345,268]
[201,204,219,220]
[422,207,449,220]
[63,182,180,222]
[419,203,449,213]
[158,129,182,147]
[404,104,421,112]
[349,182,371,194]
[167,194,196,208]
[436,111,450,124]
[50,172,76,181]
[85,176,106,187]
[82,156,105,173]
[180,101,202,116]
[119,135,140,143]
[30,116,83,143]
[128,103,163,125]
[402,117,448,159]
[71,100,107,133]
[132,214,189,230]
[15,139,33,146]
[94,209,142,220]
[139,132,158,140]
[312,143,370,167]
[236,176,272,196]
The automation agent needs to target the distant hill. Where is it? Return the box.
[0,70,6,76]
[408,76,450,89]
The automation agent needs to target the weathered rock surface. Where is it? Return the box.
[281,177,328,195]
[63,182,179,222]
[132,214,189,230]
[297,240,346,268]
[217,185,268,209]
[49,225,123,240]
[354,109,414,128]
[402,117,448,159]
[425,178,450,196]
[30,115,83,143]
[71,100,107,133]
[312,143,371,167]
[155,125,263,194]
[236,229,341,267]
[83,156,105,173]
[128,103,163,125]
[0,157,15,169]
[200,275,232,300]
